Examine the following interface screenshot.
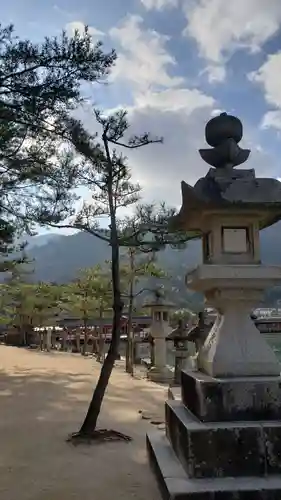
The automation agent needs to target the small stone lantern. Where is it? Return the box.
[186,311,209,352]
[167,319,189,385]
[186,311,210,370]
[143,289,175,383]
[132,324,143,364]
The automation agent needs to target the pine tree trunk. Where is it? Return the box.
[22,329,27,346]
[97,331,105,362]
[92,328,98,355]
[75,330,81,353]
[79,332,120,434]
[97,309,105,362]
[62,329,67,351]
[46,329,51,352]
[125,293,134,375]
[125,250,134,375]
[78,140,123,437]
[79,270,123,435]
[82,319,88,356]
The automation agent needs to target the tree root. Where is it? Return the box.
[66,429,132,445]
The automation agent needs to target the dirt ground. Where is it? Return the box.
[0,345,167,500]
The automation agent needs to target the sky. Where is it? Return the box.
[2,0,281,232]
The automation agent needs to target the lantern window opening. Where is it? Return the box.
[163,311,168,322]
[203,231,212,262]
[221,226,251,254]
[154,311,161,322]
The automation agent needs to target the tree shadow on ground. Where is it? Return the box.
[0,349,163,499]
[0,346,166,437]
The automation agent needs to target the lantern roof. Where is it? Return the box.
[169,113,281,234]
[167,319,189,340]
[142,289,175,309]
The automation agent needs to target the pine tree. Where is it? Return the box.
[62,266,112,355]
[37,108,190,443]
[0,24,115,260]
[120,247,165,375]
[41,109,161,442]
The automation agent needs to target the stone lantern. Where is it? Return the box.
[166,319,189,385]
[143,289,174,383]
[147,112,281,499]
[171,113,281,378]
[186,311,209,353]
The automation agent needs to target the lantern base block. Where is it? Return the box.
[147,429,281,500]
[147,369,281,499]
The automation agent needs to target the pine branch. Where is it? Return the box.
[109,137,163,149]
[45,222,111,243]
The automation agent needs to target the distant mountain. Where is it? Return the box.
[19,220,281,308]
[27,231,110,283]
[27,233,63,249]
[26,231,196,284]
[260,223,281,265]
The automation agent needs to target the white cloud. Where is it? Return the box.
[66,21,104,39]
[210,108,224,117]
[106,15,218,201]
[140,0,178,10]
[109,15,183,91]
[134,88,214,113]
[250,52,281,108]
[81,90,279,208]
[201,65,226,83]
[249,52,281,130]
[121,104,280,206]
[183,0,281,63]
[101,13,279,206]
[260,110,281,132]
[127,106,214,204]
[86,87,216,203]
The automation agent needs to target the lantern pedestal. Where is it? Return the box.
[186,264,281,378]
[147,374,281,498]
[147,329,174,383]
[148,369,281,499]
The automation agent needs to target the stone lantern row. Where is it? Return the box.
[143,294,205,384]
[144,296,210,385]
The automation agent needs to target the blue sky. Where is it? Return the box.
[2,0,281,231]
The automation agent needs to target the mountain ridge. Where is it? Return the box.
[26,221,281,284]
[1,221,279,309]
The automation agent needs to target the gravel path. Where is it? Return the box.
[0,346,167,500]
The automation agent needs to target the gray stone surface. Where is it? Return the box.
[165,400,281,479]
[194,170,281,205]
[168,386,181,401]
[181,370,281,422]
[147,431,281,499]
